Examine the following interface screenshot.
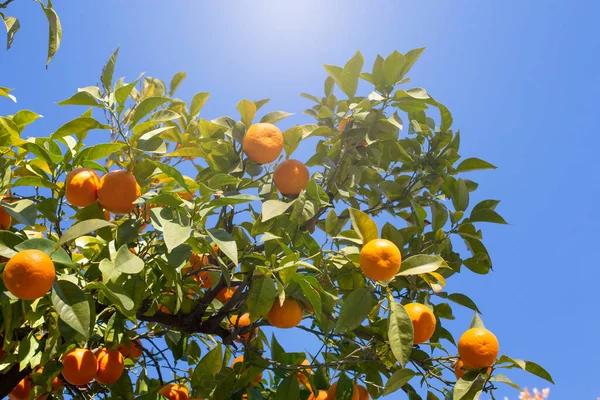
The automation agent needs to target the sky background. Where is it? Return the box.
[1,0,599,399]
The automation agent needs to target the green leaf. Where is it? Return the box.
[150,160,191,194]
[102,47,119,92]
[388,300,414,367]
[348,208,378,244]
[52,116,110,139]
[338,51,364,98]
[470,313,485,329]
[382,51,406,86]
[15,238,72,266]
[13,110,42,131]
[207,228,238,266]
[274,375,299,400]
[163,219,191,252]
[246,277,277,321]
[169,72,186,96]
[237,99,257,126]
[40,1,62,67]
[430,201,448,232]
[453,372,483,400]
[452,179,469,212]
[115,74,143,107]
[77,143,126,162]
[497,355,554,384]
[58,91,101,107]
[211,194,259,207]
[335,288,372,333]
[456,157,497,173]
[0,86,16,102]
[51,280,91,338]
[12,177,59,191]
[298,277,322,317]
[2,199,37,226]
[492,374,520,390]
[469,209,508,224]
[130,97,171,126]
[108,372,134,400]
[190,92,210,118]
[260,111,293,124]
[471,199,501,214]
[283,126,303,157]
[262,200,294,222]
[398,255,446,276]
[447,293,481,313]
[192,344,223,386]
[58,219,114,246]
[114,245,144,274]
[384,368,415,395]
[2,16,20,50]
[399,47,425,77]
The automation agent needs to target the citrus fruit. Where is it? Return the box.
[117,339,143,359]
[184,254,212,289]
[158,383,189,400]
[97,170,141,214]
[454,359,492,380]
[242,123,283,164]
[404,303,436,344]
[3,249,55,300]
[359,238,401,281]
[297,359,312,389]
[273,159,310,196]
[228,313,257,342]
[458,328,499,369]
[339,118,348,133]
[216,287,236,304]
[268,298,303,329]
[327,381,359,400]
[0,204,11,229]
[65,168,100,207]
[8,376,49,400]
[95,348,124,384]
[356,384,370,400]
[61,348,97,386]
[231,355,263,383]
[308,390,329,400]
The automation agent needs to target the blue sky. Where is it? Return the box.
[1,0,598,398]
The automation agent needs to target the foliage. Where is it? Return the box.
[0,45,552,400]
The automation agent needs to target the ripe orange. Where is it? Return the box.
[61,348,98,386]
[296,359,312,389]
[273,159,310,196]
[404,303,436,344]
[327,382,359,400]
[339,118,349,133]
[8,376,49,400]
[95,348,124,384]
[216,287,236,304]
[0,204,11,229]
[359,238,401,281]
[454,359,492,380]
[267,298,303,329]
[231,355,263,383]
[183,254,212,289]
[117,339,143,360]
[458,328,499,369]
[97,170,141,214]
[3,249,55,300]
[158,383,189,400]
[228,313,257,342]
[356,384,370,400]
[308,391,329,400]
[34,367,63,392]
[65,168,100,207]
[242,123,284,164]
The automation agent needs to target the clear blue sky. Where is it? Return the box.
[1,1,598,398]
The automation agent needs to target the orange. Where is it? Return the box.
[296,359,312,389]
[273,159,310,196]
[327,382,359,400]
[308,391,329,400]
[0,204,11,229]
[228,313,257,342]
[404,303,436,344]
[454,359,492,380]
[3,249,55,300]
[65,168,100,207]
[356,384,370,400]
[97,170,141,214]
[216,287,236,304]
[61,348,98,386]
[339,118,348,133]
[158,383,189,400]
[457,328,499,369]
[183,254,212,289]
[8,376,49,400]
[242,123,283,164]
[359,238,401,281]
[267,298,303,329]
[231,355,262,383]
[117,339,143,360]
[96,348,124,384]
[178,191,194,201]
[104,210,111,221]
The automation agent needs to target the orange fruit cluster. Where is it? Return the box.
[359,238,402,281]
[117,339,143,360]
[65,168,141,214]
[242,123,284,164]
[158,383,189,400]
[2,249,55,300]
[60,347,125,387]
[267,298,303,329]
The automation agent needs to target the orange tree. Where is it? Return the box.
[0,47,553,400]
